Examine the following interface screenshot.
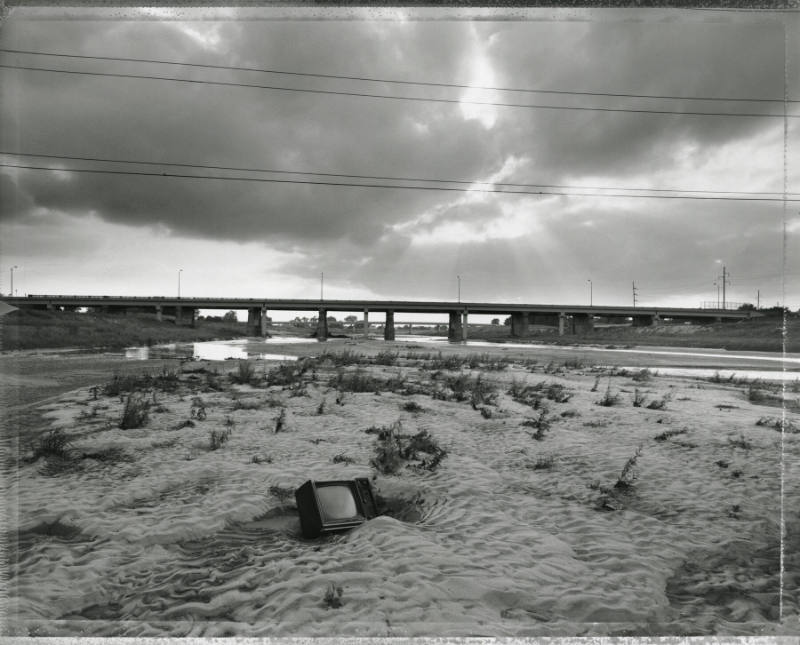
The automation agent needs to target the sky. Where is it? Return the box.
[1,6,799,320]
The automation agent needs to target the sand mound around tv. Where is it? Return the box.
[5,348,799,637]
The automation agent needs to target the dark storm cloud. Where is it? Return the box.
[0,13,790,260]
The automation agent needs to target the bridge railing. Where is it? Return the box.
[699,301,751,311]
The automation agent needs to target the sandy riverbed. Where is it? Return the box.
[2,341,799,637]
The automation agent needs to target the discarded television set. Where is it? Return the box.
[295,477,378,538]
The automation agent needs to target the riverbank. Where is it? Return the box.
[3,345,798,637]
[0,309,251,351]
[1,309,795,353]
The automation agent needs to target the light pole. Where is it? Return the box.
[457,275,461,303]
[714,280,720,308]
[587,279,592,307]
[320,272,324,301]
[178,269,183,298]
[10,265,18,296]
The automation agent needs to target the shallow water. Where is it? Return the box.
[121,335,797,382]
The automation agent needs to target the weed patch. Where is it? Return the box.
[119,393,150,429]
[209,428,232,450]
[369,422,447,474]
[654,427,689,442]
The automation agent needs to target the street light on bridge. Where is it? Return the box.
[587,279,592,307]
[178,269,183,298]
[10,265,18,296]
[457,275,461,303]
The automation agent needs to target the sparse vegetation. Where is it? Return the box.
[596,384,621,407]
[728,434,753,450]
[654,427,689,442]
[27,429,73,461]
[119,393,150,429]
[209,427,232,450]
[530,454,555,470]
[633,388,646,407]
[646,393,672,410]
[614,445,644,490]
[369,422,447,474]
[231,360,260,386]
[332,452,357,465]
[522,410,551,440]
[274,408,287,433]
[323,582,344,609]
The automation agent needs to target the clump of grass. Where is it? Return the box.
[728,434,753,450]
[269,484,295,507]
[27,429,73,461]
[633,388,646,408]
[209,427,232,450]
[119,393,150,429]
[190,397,207,420]
[631,369,654,382]
[646,393,672,410]
[530,454,555,470]
[654,427,689,442]
[233,397,264,411]
[370,423,447,474]
[81,446,135,463]
[323,582,344,609]
[522,410,551,440]
[274,408,287,433]
[429,352,465,371]
[756,416,800,433]
[596,384,621,407]
[560,409,580,418]
[266,363,305,387]
[231,360,260,386]
[329,368,384,393]
[590,375,601,392]
[613,445,644,490]
[332,453,357,465]
[402,400,425,413]
[251,453,273,464]
[317,398,327,415]
[469,374,498,409]
[374,350,399,366]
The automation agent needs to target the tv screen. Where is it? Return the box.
[316,485,359,521]
[294,478,377,538]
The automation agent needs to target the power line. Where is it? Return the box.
[1,63,797,119]
[3,161,799,202]
[2,150,795,198]
[2,47,796,105]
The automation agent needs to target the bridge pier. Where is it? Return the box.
[261,306,269,336]
[448,311,463,341]
[632,314,660,327]
[571,313,594,335]
[316,309,328,341]
[384,310,395,341]
[175,306,182,326]
[155,305,162,322]
[363,308,369,339]
[559,313,567,336]
[510,312,529,338]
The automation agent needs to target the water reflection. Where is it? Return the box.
[124,341,298,362]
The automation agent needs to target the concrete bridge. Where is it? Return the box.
[5,295,759,341]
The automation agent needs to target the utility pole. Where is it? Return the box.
[722,265,730,310]
[757,289,760,310]
[632,281,638,308]
[320,272,324,301]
